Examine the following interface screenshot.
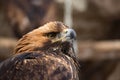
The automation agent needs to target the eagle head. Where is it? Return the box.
[14,21,76,56]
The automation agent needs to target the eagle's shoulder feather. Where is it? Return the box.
[0,51,78,80]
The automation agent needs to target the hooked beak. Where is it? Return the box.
[52,28,76,43]
[61,29,76,41]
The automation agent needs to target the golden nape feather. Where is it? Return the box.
[0,21,79,80]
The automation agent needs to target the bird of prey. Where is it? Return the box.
[0,21,79,80]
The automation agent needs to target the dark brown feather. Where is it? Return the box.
[0,22,79,80]
[0,51,79,80]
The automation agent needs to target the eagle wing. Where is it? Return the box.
[0,52,78,80]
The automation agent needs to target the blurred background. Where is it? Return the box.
[0,0,120,80]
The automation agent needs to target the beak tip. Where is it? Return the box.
[65,29,76,40]
[70,30,76,39]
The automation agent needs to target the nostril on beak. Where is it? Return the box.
[65,29,76,40]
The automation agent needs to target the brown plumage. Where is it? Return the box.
[0,21,79,80]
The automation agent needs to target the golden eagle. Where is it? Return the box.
[0,21,79,80]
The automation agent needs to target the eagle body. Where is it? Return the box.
[0,22,79,80]
[0,51,78,80]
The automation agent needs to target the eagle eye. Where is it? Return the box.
[45,32,59,38]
